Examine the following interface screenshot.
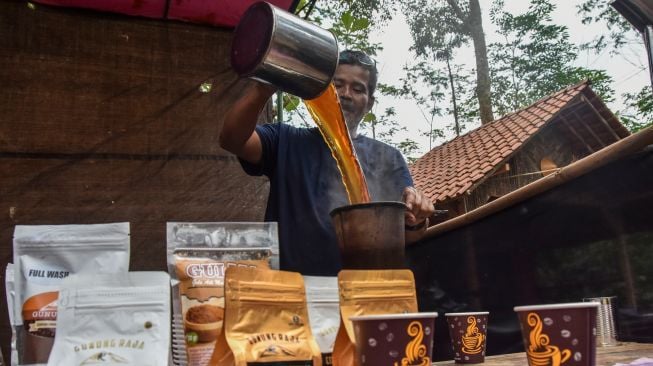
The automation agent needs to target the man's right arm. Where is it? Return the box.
[219,80,276,164]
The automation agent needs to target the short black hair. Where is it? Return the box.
[338,49,378,98]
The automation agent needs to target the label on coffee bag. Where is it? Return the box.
[211,267,322,366]
[22,291,58,338]
[175,258,269,366]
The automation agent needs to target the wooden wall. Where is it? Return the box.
[0,1,271,357]
[464,121,587,211]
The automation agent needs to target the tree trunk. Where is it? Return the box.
[445,56,461,136]
[468,0,494,124]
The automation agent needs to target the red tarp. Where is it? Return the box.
[33,0,298,28]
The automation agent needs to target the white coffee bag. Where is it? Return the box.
[304,276,339,366]
[12,223,130,365]
[47,272,170,366]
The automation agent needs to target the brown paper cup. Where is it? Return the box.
[514,302,599,366]
[350,312,437,365]
[445,312,489,364]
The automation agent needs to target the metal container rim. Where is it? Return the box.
[514,302,600,312]
[231,1,275,76]
[329,201,407,217]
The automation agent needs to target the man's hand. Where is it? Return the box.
[402,186,435,228]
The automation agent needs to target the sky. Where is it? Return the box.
[366,0,650,159]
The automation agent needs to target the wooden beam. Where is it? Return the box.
[560,98,586,112]
[581,95,621,141]
[559,115,595,153]
[572,111,608,148]
[490,163,510,176]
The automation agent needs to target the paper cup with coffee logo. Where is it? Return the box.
[350,312,437,365]
[514,303,599,366]
[445,312,488,364]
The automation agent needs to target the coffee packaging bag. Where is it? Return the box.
[47,272,171,366]
[210,267,322,366]
[332,270,418,366]
[304,276,339,366]
[167,222,279,366]
[12,223,130,365]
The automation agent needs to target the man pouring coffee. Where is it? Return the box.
[220,49,435,276]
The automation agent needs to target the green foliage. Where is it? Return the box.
[295,0,395,52]
[489,0,614,116]
[403,0,468,59]
[396,139,421,159]
[359,106,399,141]
[576,0,640,54]
[283,94,300,112]
[396,61,449,149]
[402,0,484,132]
[288,0,422,158]
[330,11,377,52]
[618,86,653,133]
[559,67,614,103]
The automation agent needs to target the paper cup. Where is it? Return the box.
[445,312,489,363]
[350,312,438,365]
[514,303,599,366]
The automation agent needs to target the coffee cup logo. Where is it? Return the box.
[394,321,430,366]
[461,316,485,355]
[526,313,571,366]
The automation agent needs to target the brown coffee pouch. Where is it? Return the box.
[210,267,322,366]
[332,270,418,366]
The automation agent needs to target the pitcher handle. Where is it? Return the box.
[560,349,571,364]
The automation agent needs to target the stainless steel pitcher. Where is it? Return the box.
[231,1,339,100]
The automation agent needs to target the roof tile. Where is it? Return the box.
[411,81,590,203]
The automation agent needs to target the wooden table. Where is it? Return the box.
[433,342,653,365]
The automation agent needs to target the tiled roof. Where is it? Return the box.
[411,81,589,203]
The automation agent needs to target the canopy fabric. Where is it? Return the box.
[33,0,298,28]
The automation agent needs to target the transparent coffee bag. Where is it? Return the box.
[304,276,339,366]
[12,223,130,365]
[47,272,170,366]
[332,270,418,366]
[167,222,279,366]
[5,263,17,366]
[210,267,322,366]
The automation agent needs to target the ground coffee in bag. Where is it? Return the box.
[46,271,170,366]
[210,267,322,366]
[332,270,418,366]
[167,222,279,366]
[12,223,130,365]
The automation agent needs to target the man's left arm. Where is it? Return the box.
[402,186,435,244]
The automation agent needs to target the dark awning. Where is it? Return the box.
[32,0,299,28]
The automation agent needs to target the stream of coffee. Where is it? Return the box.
[304,83,371,204]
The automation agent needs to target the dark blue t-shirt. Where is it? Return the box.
[240,123,413,275]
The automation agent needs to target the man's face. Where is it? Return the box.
[333,64,375,137]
